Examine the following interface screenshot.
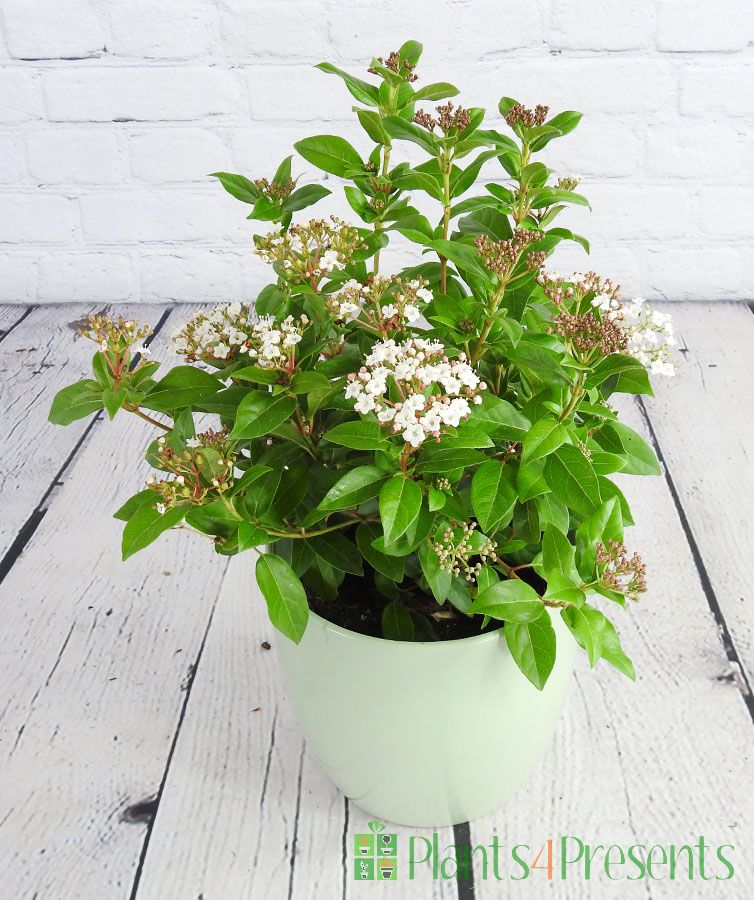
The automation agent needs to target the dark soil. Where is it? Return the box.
[308,565,547,642]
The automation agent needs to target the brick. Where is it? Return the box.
[246,65,351,122]
[0,253,37,301]
[80,189,249,244]
[219,1,330,59]
[657,0,754,51]
[26,128,121,183]
[697,188,754,238]
[645,123,742,178]
[140,249,251,302]
[1,194,79,243]
[0,134,25,183]
[42,67,245,122]
[0,69,44,122]
[577,183,692,242]
[551,0,656,50]
[2,0,105,60]
[129,128,230,183]
[229,126,316,172]
[680,64,754,116]
[37,252,137,301]
[642,246,747,300]
[107,0,217,59]
[328,1,543,60]
[542,117,642,178]
[422,57,678,116]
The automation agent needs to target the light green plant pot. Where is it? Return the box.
[276,608,576,827]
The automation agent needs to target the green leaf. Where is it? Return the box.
[382,599,415,641]
[113,490,156,522]
[308,532,363,576]
[102,386,126,419]
[283,184,331,213]
[398,39,423,65]
[603,422,661,476]
[322,420,387,450]
[561,605,603,667]
[600,615,636,679]
[316,466,387,513]
[294,135,364,178]
[210,172,260,204]
[412,81,459,102]
[122,503,188,560]
[315,62,380,106]
[542,525,579,583]
[529,188,590,209]
[471,460,516,534]
[143,366,219,413]
[418,541,452,603]
[575,497,621,580]
[48,379,104,425]
[356,108,390,145]
[468,579,544,623]
[426,238,490,280]
[521,415,569,465]
[229,391,297,440]
[256,553,309,643]
[585,355,653,396]
[415,447,487,473]
[544,445,602,516]
[505,609,557,690]
[383,116,437,155]
[379,475,423,545]
[468,394,530,441]
[356,523,405,581]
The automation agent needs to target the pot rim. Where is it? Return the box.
[307,607,504,650]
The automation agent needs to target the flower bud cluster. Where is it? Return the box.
[413,102,471,135]
[253,176,295,202]
[172,303,308,368]
[255,217,365,284]
[475,229,540,276]
[505,103,549,129]
[344,338,486,448]
[596,540,648,602]
[77,313,151,356]
[368,50,418,82]
[146,428,236,513]
[432,521,496,583]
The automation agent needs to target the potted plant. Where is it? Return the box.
[49,41,676,827]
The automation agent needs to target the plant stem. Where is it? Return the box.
[373,144,391,274]
[559,373,585,422]
[124,404,171,431]
[439,159,452,294]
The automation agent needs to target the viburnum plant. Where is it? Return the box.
[49,41,676,689]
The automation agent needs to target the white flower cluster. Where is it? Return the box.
[345,338,486,448]
[328,275,433,329]
[171,302,308,367]
[592,294,676,377]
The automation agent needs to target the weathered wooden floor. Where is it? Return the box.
[0,302,752,899]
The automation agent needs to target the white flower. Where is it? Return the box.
[403,304,421,323]
[615,297,676,377]
[320,249,343,272]
[213,342,231,359]
[156,503,166,515]
[344,338,485,449]
[415,287,433,303]
[381,304,398,318]
[133,344,151,356]
[186,437,201,448]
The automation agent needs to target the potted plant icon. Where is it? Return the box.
[379,858,396,880]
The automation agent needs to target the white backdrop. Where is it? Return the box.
[1,0,752,305]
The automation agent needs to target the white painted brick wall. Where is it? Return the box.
[0,0,752,304]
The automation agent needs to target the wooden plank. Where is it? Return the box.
[0,304,165,562]
[467,399,754,898]
[0,310,233,899]
[0,304,31,342]
[133,557,457,900]
[640,302,754,699]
